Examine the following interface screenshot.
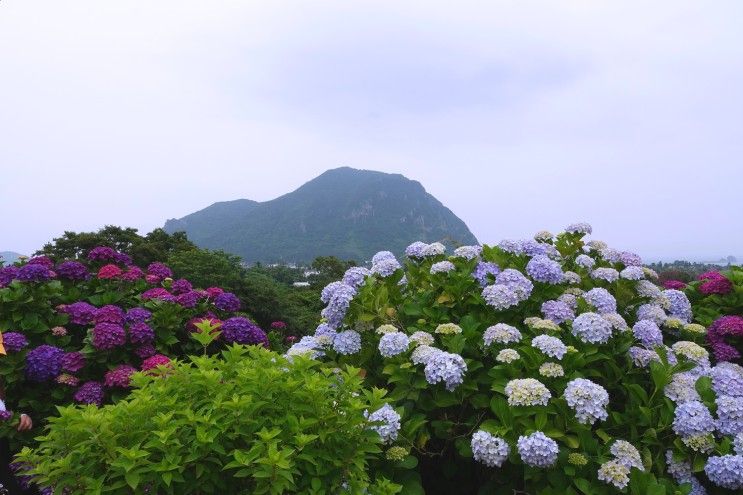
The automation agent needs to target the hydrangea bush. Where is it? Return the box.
[297,224,743,493]
[0,247,267,443]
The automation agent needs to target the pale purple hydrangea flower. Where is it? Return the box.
[332,330,362,355]
[705,455,743,490]
[453,245,482,260]
[583,288,617,314]
[564,378,609,424]
[666,451,707,495]
[531,335,567,360]
[600,248,622,263]
[521,239,549,257]
[710,365,743,397]
[471,430,510,467]
[557,293,578,310]
[405,241,428,258]
[495,269,533,300]
[321,283,357,328]
[633,320,663,348]
[562,271,581,284]
[629,346,660,368]
[371,258,402,277]
[482,284,519,310]
[591,267,620,283]
[716,395,743,436]
[620,266,645,280]
[366,404,401,444]
[505,378,551,406]
[665,372,702,403]
[430,261,455,274]
[483,323,522,346]
[342,267,370,288]
[672,401,715,438]
[636,303,667,326]
[517,431,559,468]
[572,312,613,344]
[664,289,692,323]
[498,239,524,254]
[526,255,564,284]
[379,332,410,357]
[575,254,595,269]
[421,242,446,257]
[423,350,467,390]
[565,222,592,235]
[321,281,345,304]
[472,261,500,287]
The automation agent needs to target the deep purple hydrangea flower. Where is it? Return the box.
[27,256,54,269]
[56,260,90,281]
[170,279,193,295]
[25,345,65,382]
[214,292,240,312]
[0,411,13,422]
[125,307,152,324]
[147,262,173,279]
[94,305,125,325]
[472,262,500,287]
[0,266,19,287]
[61,301,97,325]
[707,316,743,362]
[128,322,155,344]
[87,246,116,261]
[113,252,132,265]
[74,381,104,406]
[221,317,269,346]
[61,351,86,372]
[17,263,53,283]
[91,323,126,350]
[176,290,200,308]
[104,365,137,388]
[135,344,156,358]
[3,332,29,353]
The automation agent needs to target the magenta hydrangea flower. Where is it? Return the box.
[271,321,287,330]
[699,272,733,295]
[97,264,123,279]
[87,246,116,261]
[128,321,155,344]
[60,301,97,325]
[141,354,172,372]
[3,332,29,353]
[663,280,687,290]
[147,262,173,279]
[141,288,176,302]
[74,381,104,406]
[707,316,743,362]
[104,365,137,388]
[56,260,90,281]
[94,305,125,325]
[120,266,144,282]
[91,323,126,350]
[206,287,224,298]
[170,279,193,295]
[61,351,86,372]
[25,345,65,382]
[176,290,200,308]
[214,292,240,312]
[145,274,161,285]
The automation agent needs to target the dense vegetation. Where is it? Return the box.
[163,167,479,263]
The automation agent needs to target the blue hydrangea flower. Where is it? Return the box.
[620,266,645,280]
[664,289,692,323]
[705,455,743,490]
[472,261,500,287]
[430,261,455,274]
[572,312,613,344]
[342,267,370,288]
[371,258,402,277]
[526,255,564,284]
[591,267,620,283]
[285,336,325,360]
[710,365,743,397]
[332,330,362,355]
[321,281,345,304]
[734,433,743,455]
[471,430,510,468]
[378,332,410,357]
[583,288,617,314]
[423,350,467,390]
[564,378,609,424]
[453,245,482,260]
[575,254,595,269]
[483,323,522,346]
[716,395,743,436]
[498,239,524,254]
[495,269,533,300]
[372,251,396,264]
[666,451,707,495]
[365,404,401,444]
[566,222,592,235]
[517,431,559,468]
[672,401,715,437]
[531,335,567,360]
[632,320,663,348]
[321,283,357,328]
[636,304,667,326]
[482,284,519,310]
[521,239,550,257]
[405,241,428,258]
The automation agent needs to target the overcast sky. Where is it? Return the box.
[1,1,741,261]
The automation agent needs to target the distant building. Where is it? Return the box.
[292,281,311,288]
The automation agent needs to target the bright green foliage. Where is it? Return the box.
[19,346,402,495]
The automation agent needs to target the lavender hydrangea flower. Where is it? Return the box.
[572,312,613,344]
[715,395,743,436]
[285,336,324,360]
[3,332,29,353]
[147,262,172,279]
[410,331,435,346]
[91,323,126,350]
[531,335,568,360]
[664,289,692,323]
[566,222,592,235]
[56,261,89,281]
[591,267,619,283]
[583,288,617,314]
[575,254,595,269]
[430,261,455,274]
[321,283,357,328]
[610,440,644,470]
[371,258,402,277]
[620,266,645,280]
[372,251,396,264]
[603,313,629,332]
[540,300,574,324]
[332,330,362,355]
[665,372,701,403]
[74,381,104,406]
[482,284,519,310]
[423,350,467,390]
[629,346,661,368]
[483,324,522,346]
[521,239,551,257]
[636,304,667,326]
[314,323,338,340]
[636,280,663,300]
[25,345,64,382]
[705,455,743,490]
[498,239,523,254]
[471,430,510,467]
[320,281,345,304]
[454,245,482,260]
[526,255,564,284]
[221,317,268,346]
[379,332,410,357]
[633,320,663,348]
[564,378,609,424]
[600,248,621,263]
[672,401,715,437]
[517,431,559,468]
[472,261,500,287]
[365,404,401,444]
[411,345,438,365]
[562,271,581,284]
[558,293,578,310]
[495,269,533,300]
[214,292,240,312]
[710,365,743,397]
[342,267,370,288]
[405,241,428,258]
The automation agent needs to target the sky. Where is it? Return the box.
[1,1,742,261]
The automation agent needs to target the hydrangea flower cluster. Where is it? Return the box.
[366,404,401,444]
[540,300,574,324]
[422,349,467,390]
[571,312,613,344]
[517,431,559,468]
[483,324,522,346]
[531,335,567,360]
[505,378,551,406]
[379,332,410,357]
[332,330,362,355]
[564,378,609,424]
[471,430,510,467]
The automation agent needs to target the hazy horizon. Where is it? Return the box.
[1,2,742,260]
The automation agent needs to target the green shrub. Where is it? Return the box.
[19,346,402,495]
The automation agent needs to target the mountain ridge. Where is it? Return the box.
[164,167,478,263]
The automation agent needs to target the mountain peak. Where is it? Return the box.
[164,168,477,263]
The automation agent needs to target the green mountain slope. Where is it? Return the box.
[164,167,478,263]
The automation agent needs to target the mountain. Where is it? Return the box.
[164,167,478,263]
[0,251,24,265]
